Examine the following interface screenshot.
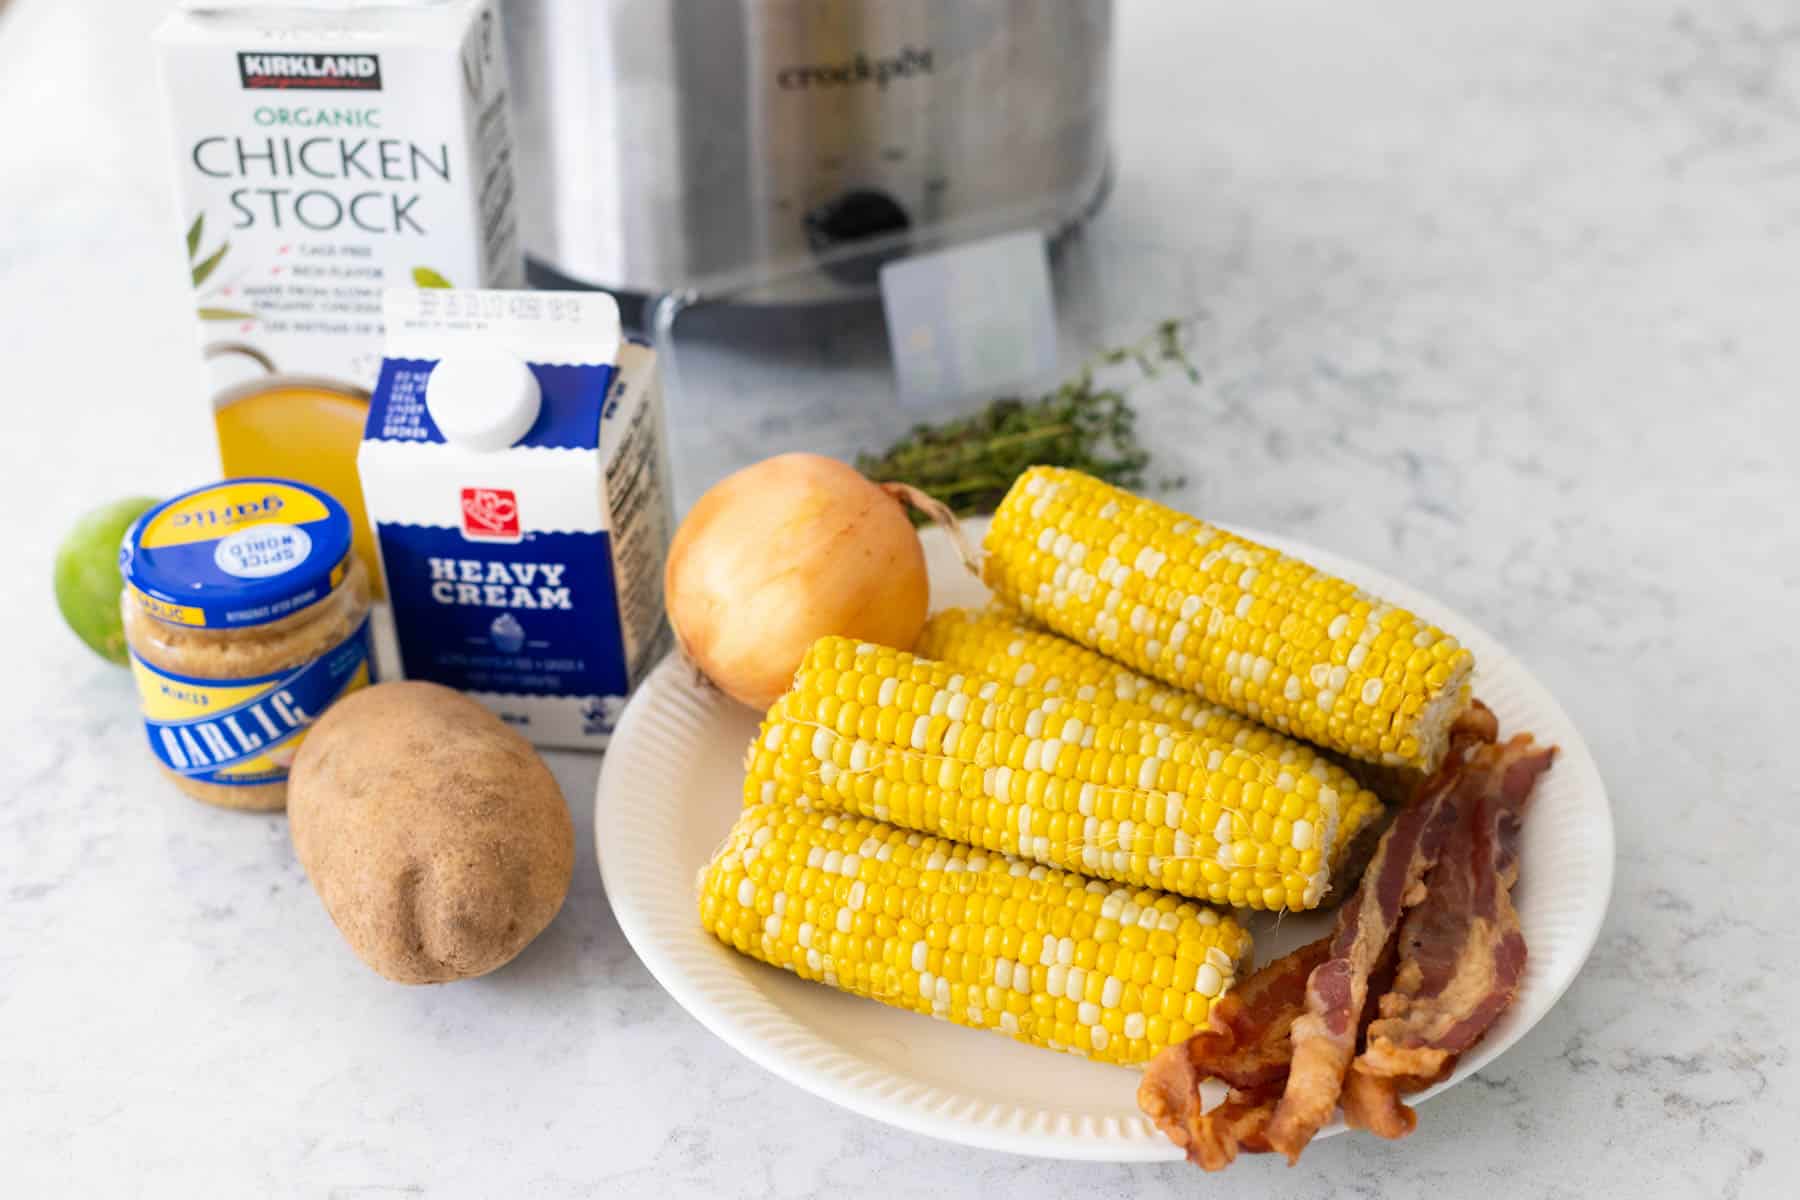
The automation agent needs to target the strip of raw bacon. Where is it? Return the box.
[1344,736,1557,1133]
[1138,938,1330,1168]
[1264,742,1475,1162]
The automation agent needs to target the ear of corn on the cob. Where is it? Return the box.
[748,636,1350,911]
[981,467,1475,772]
[699,800,1254,1064]
[914,606,1388,868]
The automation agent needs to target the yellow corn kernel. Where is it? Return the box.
[980,468,1475,771]
[701,803,1252,1066]
[754,636,1353,911]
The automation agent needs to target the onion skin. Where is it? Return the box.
[665,453,930,711]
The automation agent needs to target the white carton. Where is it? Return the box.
[155,0,521,589]
[358,290,673,749]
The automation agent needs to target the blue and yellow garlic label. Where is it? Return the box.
[129,618,372,786]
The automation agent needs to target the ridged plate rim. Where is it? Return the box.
[595,520,1614,1160]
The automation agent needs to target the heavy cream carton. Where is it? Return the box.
[357,290,673,749]
[156,0,521,593]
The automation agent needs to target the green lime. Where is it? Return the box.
[55,496,160,665]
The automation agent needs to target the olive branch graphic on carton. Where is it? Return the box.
[184,209,454,320]
[185,212,256,323]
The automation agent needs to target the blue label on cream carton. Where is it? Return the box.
[358,289,673,749]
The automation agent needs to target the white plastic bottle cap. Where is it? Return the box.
[425,348,542,451]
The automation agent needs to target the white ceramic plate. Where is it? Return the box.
[596,520,1613,1160]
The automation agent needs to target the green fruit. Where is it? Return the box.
[55,496,160,665]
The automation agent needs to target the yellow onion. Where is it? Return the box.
[665,453,931,710]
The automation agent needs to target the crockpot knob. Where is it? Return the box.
[426,349,542,452]
[804,189,912,254]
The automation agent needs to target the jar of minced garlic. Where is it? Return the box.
[119,478,373,811]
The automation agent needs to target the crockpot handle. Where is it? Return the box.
[203,341,278,374]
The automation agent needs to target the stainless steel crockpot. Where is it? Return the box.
[503,0,1113,300]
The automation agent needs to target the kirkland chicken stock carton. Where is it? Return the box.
[357,289,673,749]
[155,0,522,594]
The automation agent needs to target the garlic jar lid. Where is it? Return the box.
[119,478,353,629]
[425,348,543,451]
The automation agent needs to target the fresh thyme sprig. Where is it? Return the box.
[857,319,1199,520]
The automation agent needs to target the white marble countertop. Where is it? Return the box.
[3,0,1795,1195]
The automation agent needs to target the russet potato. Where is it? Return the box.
[288,682,574,984]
